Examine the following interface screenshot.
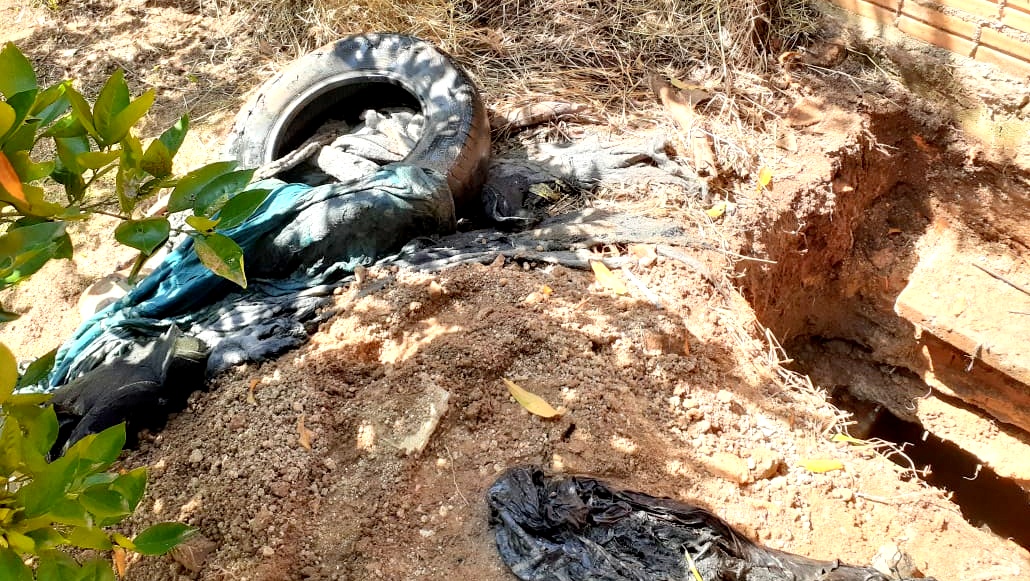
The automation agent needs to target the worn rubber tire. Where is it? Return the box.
[225,33,490,213]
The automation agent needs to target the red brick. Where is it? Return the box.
[901,1,979,37]
[979,26,1030,58]
[974,44,1030,78]
[831,0,898,25]
[1002,5,1030,35]
[898,14,979,53]
[937,0,1000,19]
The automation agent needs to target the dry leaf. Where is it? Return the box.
[799,458,844,473]
[113,547,127,578]
[247,378,259,405]
[648,75,717,177]
[503,378,562,418]
[529,182,561,201]
[540,285,553,295]
[297,414,314,450]
[706,201,726,219]
[0,151,28,207]
[831,434,867,445]
[756,167,773,193]
[590,260,628,294]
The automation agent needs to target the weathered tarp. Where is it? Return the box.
[48,164,455,389]
[489,467,930,581]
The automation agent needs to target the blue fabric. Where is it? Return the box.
[48,164,455,388]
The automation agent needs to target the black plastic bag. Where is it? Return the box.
[488,467,930,581]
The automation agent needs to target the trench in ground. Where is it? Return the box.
[739,110,1030,549]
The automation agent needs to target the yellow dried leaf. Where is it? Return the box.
[756,166,773,192]
[247,378,259,405]
[298,414,314,450]
[799,458,844,473]
[503,378,562,418]
[529,182,561,201]
[705,201,726,219]
[831,434,867,445]
[540,285,553,295]
[113,547,127,578]
[590,260,628,294]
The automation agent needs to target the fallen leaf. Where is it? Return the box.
[529,182,561,201]
[503,378,562,418]
[114,547,127,578]
[756,167,773,193]
[799,458,844,473]
[297,414,314,450]
[247,378,259,405]
[540,285,553,295]
[0,151,28,207]
[706,201,726,219]
[590,260,628,295]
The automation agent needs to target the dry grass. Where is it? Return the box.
[222,0,818,114]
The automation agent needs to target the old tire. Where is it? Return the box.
[225,33,490,213]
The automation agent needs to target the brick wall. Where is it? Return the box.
[827,0,1030,78]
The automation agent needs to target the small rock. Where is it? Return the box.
[170,534,218,573]
[704,452,750,484]
[749,448,785,481]
[188,449,203,464]
[261,546,275,557]
[836,487,854,502]
[715,390,734,404]
[871,544,922,579]
[428,280,446,299]
[270,481,290,498]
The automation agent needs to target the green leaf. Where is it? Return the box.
[115,132,146,213]
[78,558,117,581]
[16,457,76,518]
[93,68,130,146]
[80,485,130,519]
[0,547,31,581]
[106,88,155,146]
[112,466,148,511]
[215,188,270,230]
[0,42,37,100]
[132,522,196,555]
[24,528,65,553]
[30,81,71,126]
[0,221,72,285]
[185,215,219,232]
[193,233,247,288]
[6,150,53,182]
[64,85,99,142]
[82,472,119,487]
[65,526,112,551]
[0,342,16,402]
[159,114,189,157]
[167,160,237,213]
[48,497,88,526]
[0,101,15,140]
[36,551,82,581]
[5,530,35,554]
[194,168,256,216]
[2,119,38,154]
[76,149,120,170]
[140,138,172,177]
[16,347,56,388]
[112,533,136,551]
[44,114,87,138]
[115,217,169,256]
[22,403,59,459]
[6,392,51,406]
[68,422,126,472]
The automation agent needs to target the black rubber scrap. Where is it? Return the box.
[488,467,932,581]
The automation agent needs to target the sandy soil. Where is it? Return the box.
[2,1,1029,581]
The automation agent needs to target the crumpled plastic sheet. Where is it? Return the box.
[488,467,933,581]
[47,164,455,389]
